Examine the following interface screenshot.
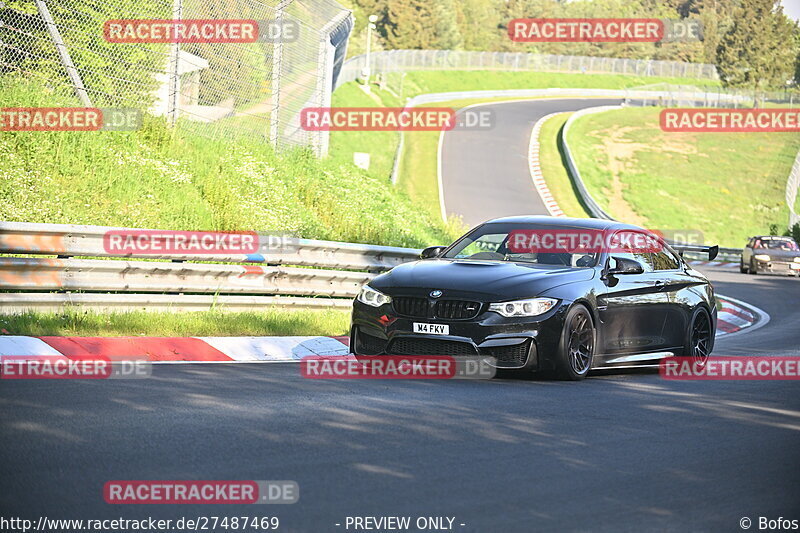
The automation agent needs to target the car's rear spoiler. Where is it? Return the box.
[671,244,719,261]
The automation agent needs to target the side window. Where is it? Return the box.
[607,230,654,273]
[650,248,681,270]
[608,252,654,273]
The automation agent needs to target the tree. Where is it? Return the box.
[716,0,798,90]
[383,0,438,49]
[454,0,501,51]
[433,0,463,50]
[794,29,800,86]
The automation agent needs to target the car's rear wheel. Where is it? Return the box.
[685,307,712,366]
[554,304,595,381]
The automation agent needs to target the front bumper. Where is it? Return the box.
[350,300,568,370]
[755,260,800,275]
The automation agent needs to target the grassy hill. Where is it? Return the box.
[565,107,800,247]
[390,71,719,99]
[0,75,453,248]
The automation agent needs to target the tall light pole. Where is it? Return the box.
[364,14,378,91]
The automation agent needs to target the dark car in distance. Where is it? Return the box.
[740,236,800,276]
[350,216,718,380]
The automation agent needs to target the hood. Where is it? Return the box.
[369,259,595,301]
[753,248,800,261]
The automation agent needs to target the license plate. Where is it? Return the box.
[413,322,449,335]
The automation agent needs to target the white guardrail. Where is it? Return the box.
[0,222,422,313]
[560,105,622,221]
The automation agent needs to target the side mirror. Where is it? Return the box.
[607,256,644,275]
[420,245,447,259]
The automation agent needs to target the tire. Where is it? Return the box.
[684,307,713,366]
[554,304,595,381]
[749,258,758,275]
[739,259,747,274]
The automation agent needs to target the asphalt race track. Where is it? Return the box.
[440,98,621,227]
[2,99,799,533]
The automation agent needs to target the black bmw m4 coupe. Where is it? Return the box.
[350,216,718,380]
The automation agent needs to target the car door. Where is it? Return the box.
[649,246,693,350]
[597,252,671,355]
[742,238,754,265]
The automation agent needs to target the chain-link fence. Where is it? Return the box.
[787,152,800,229]
[336,49,719,91]
[623,83,800,109]
[0,0,352,155]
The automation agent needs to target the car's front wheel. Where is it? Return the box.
[554,304,595,380]
[739,259,747,274]
[749,258,758,275]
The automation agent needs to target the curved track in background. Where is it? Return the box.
[2,99,799,533]
[440,98,620,226]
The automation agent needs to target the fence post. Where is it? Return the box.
[33,0,92,107]
[270,0,290,149]
[315,37,335,157]
[166,0,182,126]
[314,10,350,157]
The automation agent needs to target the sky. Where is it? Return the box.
[780,0,800,21]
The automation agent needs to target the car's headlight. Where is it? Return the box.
[754,254,771,262]
[794,257,800,263]
[488,297,557,318]
[356,284,392,307]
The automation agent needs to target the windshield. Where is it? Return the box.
[443,223,600,268]
[758,239,800,251]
